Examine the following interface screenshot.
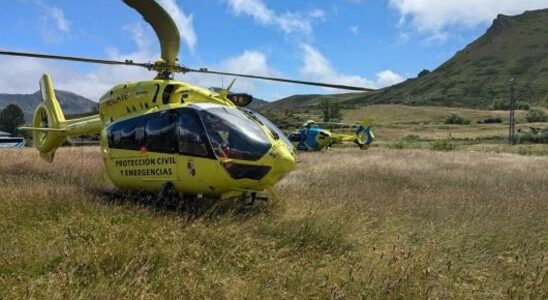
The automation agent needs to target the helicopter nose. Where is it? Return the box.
[269,144,296,180]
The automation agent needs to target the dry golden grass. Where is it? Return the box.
[339,104,548,141]
[1,147,547,299]
[342,105,529,126]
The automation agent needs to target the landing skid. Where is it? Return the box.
[98,185,275,210]
[242,192,269,206]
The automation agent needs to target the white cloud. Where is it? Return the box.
[309,9,326,20]
[299,44,405,89]
[48,7,70,33]
[54,22,160,99]
[0,2,282,100]
[226,0,273,24]
[0,41,404,102]
[0,18,278,100]
[183,50,281,92]
[110,23,155,61]
[157,0,197,52]
[389,0,548,38]
[375,70,405,88]
[276,12,312,35]
[0,57,72,95]
[0,23,155,100]
[226,0,320,35]
[32,1,72,42]
[349,25,359,35]
[219,51,276,76]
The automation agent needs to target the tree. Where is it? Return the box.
[0,104,25,135]
[492,99,530,110]
[319,99,342,122]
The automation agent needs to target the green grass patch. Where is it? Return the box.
[431,138,457,151]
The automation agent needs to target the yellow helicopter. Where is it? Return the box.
[0,0,373,200]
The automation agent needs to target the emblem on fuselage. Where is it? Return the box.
[187,160,196,176]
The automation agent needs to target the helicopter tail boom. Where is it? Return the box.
[26,74,101,162]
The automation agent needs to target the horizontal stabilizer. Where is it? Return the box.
[19,127,67,132]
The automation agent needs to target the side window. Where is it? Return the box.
[177,108,213,158]
[145,111,177,154]
[162,85,175,104]
[108,123,122,147]
[107,117,146,150]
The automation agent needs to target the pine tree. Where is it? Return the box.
[0,104,25,134]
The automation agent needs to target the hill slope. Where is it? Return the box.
[263,9,548,111]
[360,9,548,108]
[0,90,98,123]
[260,93,361,111]
[207,87,269,110]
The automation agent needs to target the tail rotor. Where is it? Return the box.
[28,75,68,161]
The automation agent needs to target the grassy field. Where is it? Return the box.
[280,104,548,155]
[0,147,546,298]
[342,105,529,125]
[343,105,548,140]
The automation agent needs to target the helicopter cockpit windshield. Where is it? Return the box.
[241,108,295,152]
[196,104,271,161]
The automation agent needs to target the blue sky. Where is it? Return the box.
[0,0,547,101]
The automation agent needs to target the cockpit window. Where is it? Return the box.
[198,106,271,161]
[242,108,294,152]
[107,105,272,161]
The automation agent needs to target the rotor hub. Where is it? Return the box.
[148,60,191,79]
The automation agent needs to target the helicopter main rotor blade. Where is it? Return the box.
[186,68,375,92]
[123,0,180,66]
[0,50,375,92]
[316,122,361,127]
[0,50,151,68]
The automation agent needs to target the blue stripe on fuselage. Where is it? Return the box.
[305,128,322,150]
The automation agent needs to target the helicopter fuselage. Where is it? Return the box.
[288,127,333,151]
[97,80,296,197]
[30,75,296,198]
[287,124,374,151]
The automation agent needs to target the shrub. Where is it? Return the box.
[431,138,457,151]
[492,99,530,110]
[445,113,471,125]
[526,109,548,123]
[518,128,548,144]
[516,102,530,110]
[509,65,527,75]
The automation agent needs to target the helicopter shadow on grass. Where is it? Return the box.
[90,187,275,223]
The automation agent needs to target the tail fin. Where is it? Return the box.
[40,74,66,125]
[25,75,68,161]
[23,74,101,162]
[354,126,374,149]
